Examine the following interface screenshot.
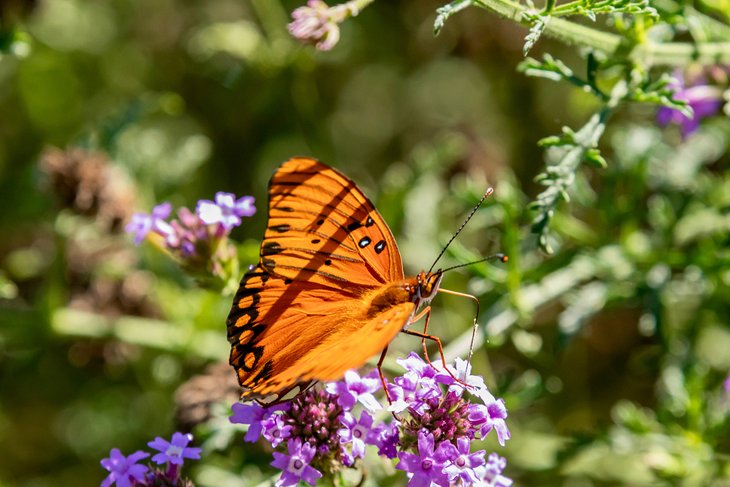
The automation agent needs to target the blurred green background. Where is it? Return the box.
[1,0,729,485]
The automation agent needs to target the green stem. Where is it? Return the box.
[471,0,730,65]
[250,0,291,42]
[550,0,616,16]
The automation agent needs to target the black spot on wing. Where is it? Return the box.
[347,221,362,231]
[358,237,371,248]
[374,240,386,254]
[262,258,276,271]
[270,224,290,233]
[262,242,283,256]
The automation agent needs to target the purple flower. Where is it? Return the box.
[165,207,202,251]
[338,411,374,465]
[197,192,256,230]
[326,369,382,411]
[288,0,362,51]
[262,414,293,448]
[434,356,492,398]
[476,453,513,486]
[271,439,323,487]
[228,355,510,486]
[387,372,440,414]
[230,402,289,443]
[396,431,450,487]
[724,371,730,394]
[469,399,511,446]
[657,72,724,137]
[100,448,149,487]
[147,432,201,466]
[370,420,400,459]
[398,352,439,380]
[126,194,255,289]
[284,388,344,452]
[126,202,173,245]
[402,389,480,446]
[442,436,486,484]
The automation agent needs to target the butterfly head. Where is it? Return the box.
[415,270,444,303]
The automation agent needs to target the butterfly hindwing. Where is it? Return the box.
[227,265,415,399]
[262,158,403,287]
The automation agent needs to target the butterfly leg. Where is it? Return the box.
[401,329,471,389]
[437,288,481,361]
[376,345,391,403]
[408,306,434,363]
[377,345,404,421]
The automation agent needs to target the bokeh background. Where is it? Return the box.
[1,0,729,485]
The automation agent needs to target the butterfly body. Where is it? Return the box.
[227,158,447,401]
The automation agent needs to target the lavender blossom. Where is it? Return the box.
[396,430,450,487]
[230,401,290,443]
[387,367,441,414]
[126,202,173,245]
[262,414,294,447]
[148,432,202,466]
[100,433,201,486]
[232,355,511,486]
[338,411,374,465]
[477,453,513,486]
[369,420,400,460]
[125,193,255,290]
[271,439,323,487]
[288,0,363,51]
[197,192,255,230]
[442,436,486,484]
[100,449,149,487]
[326,369,382,411]
[657,71,724,137]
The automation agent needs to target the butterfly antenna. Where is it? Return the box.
[441,253,509,273]
[428,188,495,273]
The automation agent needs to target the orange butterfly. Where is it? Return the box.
[226,157,503,402]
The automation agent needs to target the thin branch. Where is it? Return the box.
[467,0,730,65]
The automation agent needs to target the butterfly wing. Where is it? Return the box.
[261,157,404,287]
[227,265,415,399]
[228,158,414,399]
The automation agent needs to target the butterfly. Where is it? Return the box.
[226,157,503,402]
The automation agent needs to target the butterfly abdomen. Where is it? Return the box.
[363,280,417,319]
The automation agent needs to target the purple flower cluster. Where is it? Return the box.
[231,354,512,486]
[288,0,362,51]
[125,192,255,288]
[657,69,726,138]
[100,432,202,487]
[127,192,255,251]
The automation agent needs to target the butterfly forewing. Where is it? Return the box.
[262,158,403,287]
